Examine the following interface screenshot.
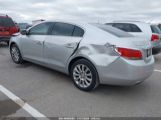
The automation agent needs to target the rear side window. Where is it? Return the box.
[0,17,15,27]
[151,25,161,34]
[93,24,133,37]
[113,23,142,32]
[73,26,84,37]
[52,23,74,36]
[29,22,51,35]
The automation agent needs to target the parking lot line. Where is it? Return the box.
[0,85,49,120]
[154,69,161,73]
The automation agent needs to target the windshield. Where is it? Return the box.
[0,17,15,27]
[92,23,133,38]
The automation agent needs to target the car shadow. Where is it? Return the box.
[90,81,152,100]
[15,61,68,78]
[154,54,161,64]
[15,62,33,69]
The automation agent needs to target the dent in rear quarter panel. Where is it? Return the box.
[66,44,119,76]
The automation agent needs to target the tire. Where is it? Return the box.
[70,59,99,91]
[10,44,24,64]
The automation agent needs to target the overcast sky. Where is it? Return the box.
[1,0,161,23]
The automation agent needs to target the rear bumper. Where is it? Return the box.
[98,57,154,86]
[0,36,11,42]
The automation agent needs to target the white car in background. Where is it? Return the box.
[106,21,161,55]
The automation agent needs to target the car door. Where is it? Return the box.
[44,22,84,71]
[21,22,51,63]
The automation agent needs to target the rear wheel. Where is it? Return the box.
[70,59,99,91]
[10,44,24,64]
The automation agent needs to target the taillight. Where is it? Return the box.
[116,47,142,60]
[10,27,19,35]
[151,34,159,41]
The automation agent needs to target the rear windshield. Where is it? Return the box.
[151,25,161,34]
[0,17,15,27]
[92,24,133,37]
[109,23,142,32]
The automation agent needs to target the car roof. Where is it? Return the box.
[43,20,87,26]
[33,20,93,31]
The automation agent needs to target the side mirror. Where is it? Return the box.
[21,30,28,35]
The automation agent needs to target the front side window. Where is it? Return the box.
[51,23,74,36]
[29,22,51,35]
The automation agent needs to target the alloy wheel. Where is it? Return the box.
[11,46,20,62]
[73,64,93,88]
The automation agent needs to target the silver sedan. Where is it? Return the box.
[9,21,154,91]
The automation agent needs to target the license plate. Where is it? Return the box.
[147,49,151,57]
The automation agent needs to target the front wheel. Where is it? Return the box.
[10,44,24,64]
[70,59,99,91]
